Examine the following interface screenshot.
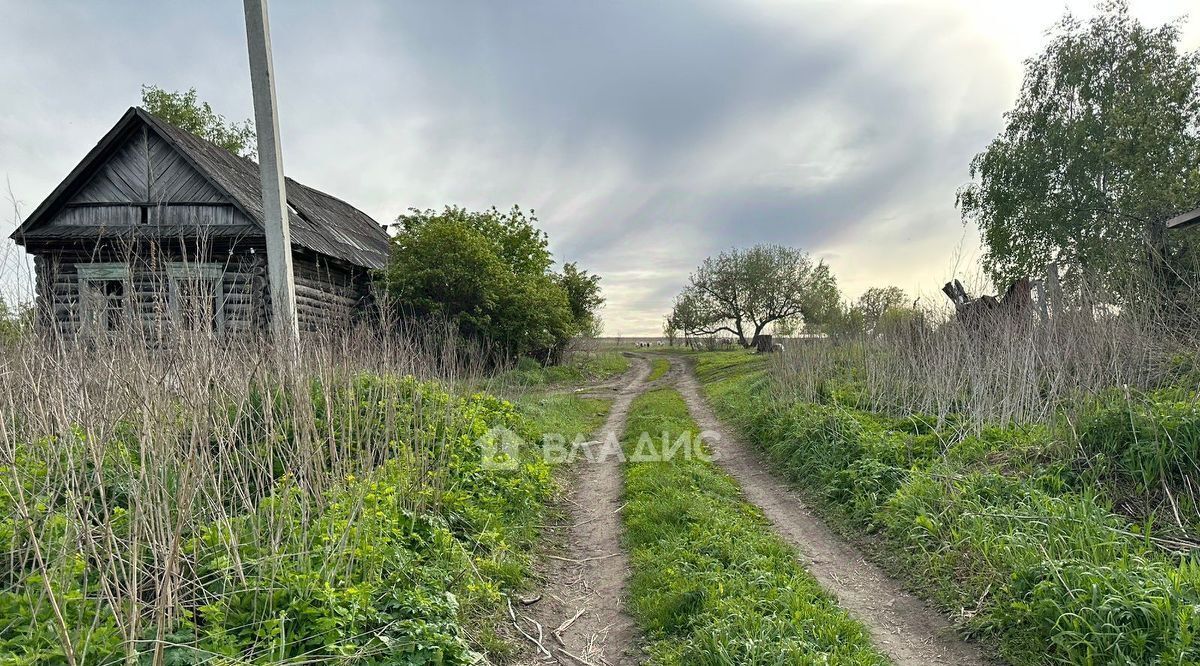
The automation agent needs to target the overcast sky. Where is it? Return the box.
[1,1,1197,334]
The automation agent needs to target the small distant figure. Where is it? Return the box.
[771,342,784,353]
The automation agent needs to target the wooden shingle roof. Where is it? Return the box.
[12,107,391,269]
[1166,207,1200,230]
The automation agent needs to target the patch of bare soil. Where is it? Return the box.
[670,355,989,666]
[511,354,649,666]
[548,361,637,400]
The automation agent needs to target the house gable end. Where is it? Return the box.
[13,109,255,241]
[67,127,229,207]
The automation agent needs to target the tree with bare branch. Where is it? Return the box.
[669,244,839,347]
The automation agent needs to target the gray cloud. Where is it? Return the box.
[1,0,1051,330]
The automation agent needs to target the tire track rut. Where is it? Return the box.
[518,354,650,665]
[670,355,989,666]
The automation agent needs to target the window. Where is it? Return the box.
[77,263,131,335]
[167,263,224,334]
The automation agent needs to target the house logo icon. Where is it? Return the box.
[477,426,524,471]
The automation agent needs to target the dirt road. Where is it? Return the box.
[517,354,649,665]
[671,355,988,666]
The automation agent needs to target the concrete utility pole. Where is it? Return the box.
[243,0,299,348]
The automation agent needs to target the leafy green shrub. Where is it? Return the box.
[378,206,604,361]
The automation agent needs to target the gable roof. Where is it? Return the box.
[11,107,391,269]
[1167,206,1200,230]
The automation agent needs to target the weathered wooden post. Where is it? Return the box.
[1045,262,1062,320]
[243,0,299,349]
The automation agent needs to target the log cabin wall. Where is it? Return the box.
[30,241,373,339]
[30,240,268,339]
[292,250,373,333]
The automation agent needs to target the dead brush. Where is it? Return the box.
[773,286,1199,432]
[769,278,1200,537]
[0,307,494,663]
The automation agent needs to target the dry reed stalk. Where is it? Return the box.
[0,277,497,661]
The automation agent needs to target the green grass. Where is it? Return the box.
[0,359,619,665]
[620,388,889,665]
[693,351,1200,666]
[0,375,564,664]
[647,357,670,381]
[515,392,611,443]
[494,351,630,389]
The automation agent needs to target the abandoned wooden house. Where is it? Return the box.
[9,107,390,338]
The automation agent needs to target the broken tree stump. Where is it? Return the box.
[942,277,1034,330]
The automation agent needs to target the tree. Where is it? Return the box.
[0,295,24,344]
[669,244,840,347]
[957,1,1200,299]
[380,206,585,360]
[662,315,680,346]
[772,315,801,337]
[824,303,868,339]
[855,286,909,333]
[141,85,257,158]
[556,262,605,338]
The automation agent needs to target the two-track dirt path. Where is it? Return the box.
[517,354,650,666]
[669,354,988,666]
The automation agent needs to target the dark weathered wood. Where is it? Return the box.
[943,277,1035,331]
[753,334,774,353]
[17,108,384,340]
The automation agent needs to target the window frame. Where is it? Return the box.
[166,262,226,334]
[76,263,132,335]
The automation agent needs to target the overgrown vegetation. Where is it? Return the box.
[696,340,1200,665]
[620,388,887,665]
[380,206,604,361]
[0,327,609,664]
[957,0,1200,316]
[141,85,257,158]
[0,295,25,344]
[492,351,630,390]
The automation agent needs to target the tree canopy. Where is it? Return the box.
[556,262,605,338]
[141,85,257,158]
[380,206,602,360]
[957,0,1200,298]
[0,296,24,344]
[854,286,909,333]
[669,244,839,346]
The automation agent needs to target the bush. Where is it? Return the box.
[696,351,1200,665]
[379,206,603,361]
